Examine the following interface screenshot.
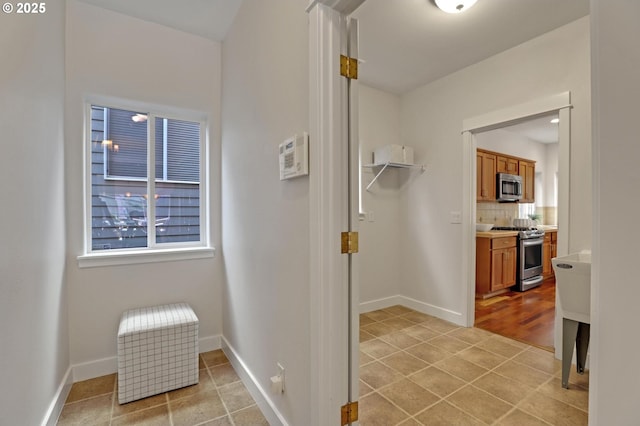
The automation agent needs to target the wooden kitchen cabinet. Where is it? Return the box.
[477,151,497,201]
[497,155,519,174]
[542,230,558,280]
[476,236,517,298]
[519,160,535,203]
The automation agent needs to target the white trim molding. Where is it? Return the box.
[360,296,464,326]
[41,367,73,426]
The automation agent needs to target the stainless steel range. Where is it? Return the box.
[492,226,545,291]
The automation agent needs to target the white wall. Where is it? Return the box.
[221,0,310,424]
[359,85,404,306]
[399,17,591,320]
[0,3,69,424]
[590,0,640,422]
[64,0,223,372]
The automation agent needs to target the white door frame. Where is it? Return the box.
[462,92,572,357]
[307,1,365,424]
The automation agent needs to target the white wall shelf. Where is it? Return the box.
[362,162,425,191]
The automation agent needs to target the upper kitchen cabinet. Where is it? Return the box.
[519,160,535,203]
[497,156,519,174]
[477,151,496,201]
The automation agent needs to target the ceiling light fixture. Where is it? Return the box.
[435,0,477,13]
[550,118,560,124]
[131,113,148,123]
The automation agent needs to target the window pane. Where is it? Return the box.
[154,117,200,244]
[91,106,148,250]
[106,108,148,179]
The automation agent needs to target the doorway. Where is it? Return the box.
[473,113,560,350]
[462,92,571,357]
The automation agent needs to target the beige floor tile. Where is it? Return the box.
[472,372,535,405]
[404,325,441,342]
[360,361,404,389]
[380,351,428,376]
[518,391,588,426]
[494,360,553,388]
[200,416,234,426]
[456,346,507,370]
[447,327,493,345]
[358,392,409,426]
[166,369,216,401]
[112,392,167,417]
[379,378,439,415]
[383,305,414,316]
[409,366,466,398]
[446,385,513,424]
[360,350,375,366]
[361,338,400,359]
[405,342,451,364]
[475,335,528,358]
[513,347,562,375]
[538,377,589,412]
[362,309,395,323]
[381,316,416,331]
[360,380,375,398]
[398,418,422,426]
[111,404,171,426]
[401,311,435,324]
[200,350,229,368]
[495,409,550,426]
[428,335,472,354]
[57,394,113,426]
[218,381,255,413]
[360,314,377,327]
[65,374,116,403]
[435,356,488,382]
[229,405,269,425]
[169,388,227,426]
[360,328,376,343]
[422,318,461,334]
[414,400,484,426]
[209,363,241,387]
[362,321,397,337]
[379,330,421,349]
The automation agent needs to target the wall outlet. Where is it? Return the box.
[270,363,285,394]
[450,211,462,224]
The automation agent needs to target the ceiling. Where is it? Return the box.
[352,0,589,94]
[77,0,243,41]
[496,113,559,144]
[79,0,585,142]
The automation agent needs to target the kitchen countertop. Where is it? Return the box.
[537,225,558,231]
[476,230,519,238]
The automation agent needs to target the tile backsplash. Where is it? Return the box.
[477,203,557,226]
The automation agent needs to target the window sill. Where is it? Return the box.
[77,246,215,268]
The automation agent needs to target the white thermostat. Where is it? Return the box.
[279,132,309,180]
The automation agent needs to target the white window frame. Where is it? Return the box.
[78,96,214,268]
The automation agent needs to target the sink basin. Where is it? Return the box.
[552,251,591,324]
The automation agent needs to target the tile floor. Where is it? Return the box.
[359,306,589,425]
[57,349,268,426]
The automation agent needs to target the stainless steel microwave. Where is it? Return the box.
[497,173,522,202]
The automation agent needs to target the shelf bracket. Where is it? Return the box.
[365,162,390,191]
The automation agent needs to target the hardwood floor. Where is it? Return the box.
[475,278,556,351]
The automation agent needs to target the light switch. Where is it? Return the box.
[450,211,462,224]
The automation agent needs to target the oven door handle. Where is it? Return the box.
[521,238,543,247]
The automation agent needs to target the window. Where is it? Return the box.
[84,102,209,259]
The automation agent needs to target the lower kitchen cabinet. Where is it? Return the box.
[542,230,558,280]
[476,236,517,298]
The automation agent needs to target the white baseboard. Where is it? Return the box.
[71,334,222,382]
[221,337,288,426]
[41,366,73,426]
[360,295,464,326]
